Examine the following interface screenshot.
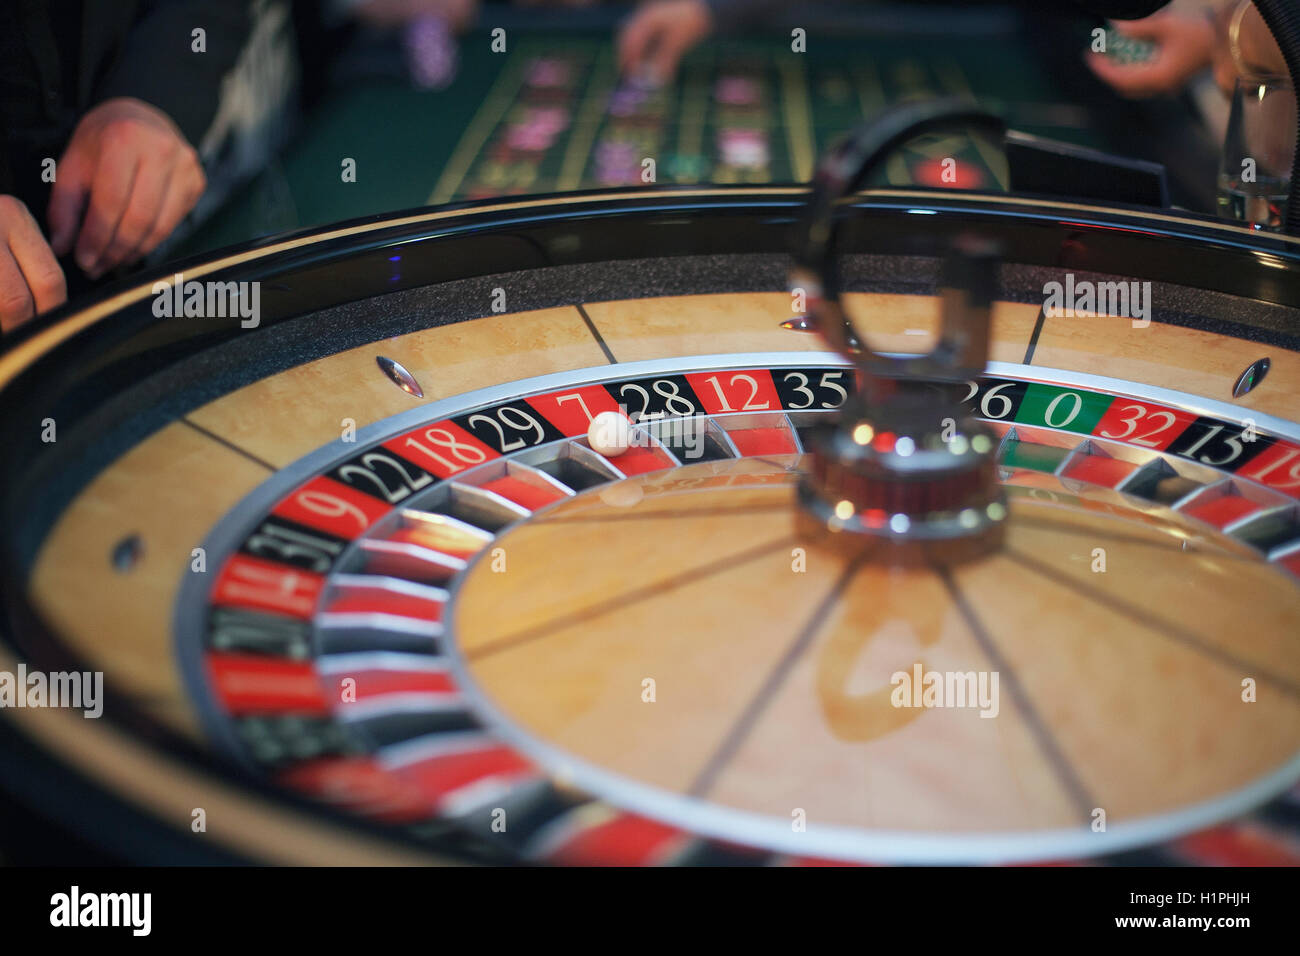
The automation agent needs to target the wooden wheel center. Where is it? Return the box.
[450,457,1300,856]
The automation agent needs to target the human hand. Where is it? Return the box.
[47,97,206,281]
[617,0,714,85]
[1085,14,1216,98]
[0,195,66,332]
[352,0,477,30]
[1211,2,1287,97]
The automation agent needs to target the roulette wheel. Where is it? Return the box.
[2,101,1300,869]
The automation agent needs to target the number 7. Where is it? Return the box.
[555,393,593,423]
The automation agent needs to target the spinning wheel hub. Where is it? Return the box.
[794,234,1007,560]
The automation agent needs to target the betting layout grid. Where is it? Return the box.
[437,39,1090,202]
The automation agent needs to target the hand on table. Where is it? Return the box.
[0,196,66,332]
[1085,14,1215,98]
[618,0,714,85]
[1210,2,1287,97]
[352,0,478,30]
[47,97,205,283]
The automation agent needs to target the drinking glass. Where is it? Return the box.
[1217,75,1296,230]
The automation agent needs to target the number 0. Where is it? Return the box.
[1043,392,1082,428]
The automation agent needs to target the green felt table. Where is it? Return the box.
[179,25,1112,259]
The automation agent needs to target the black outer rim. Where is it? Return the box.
[6,186,1299,569]
[2,186,1299,864]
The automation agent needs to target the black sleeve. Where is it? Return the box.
[1071,1,1171,16]
[92,0,253,148]
[704,0,795,30]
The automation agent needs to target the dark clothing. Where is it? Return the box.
[1080,1,1170,15]
[0,0,251,222]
